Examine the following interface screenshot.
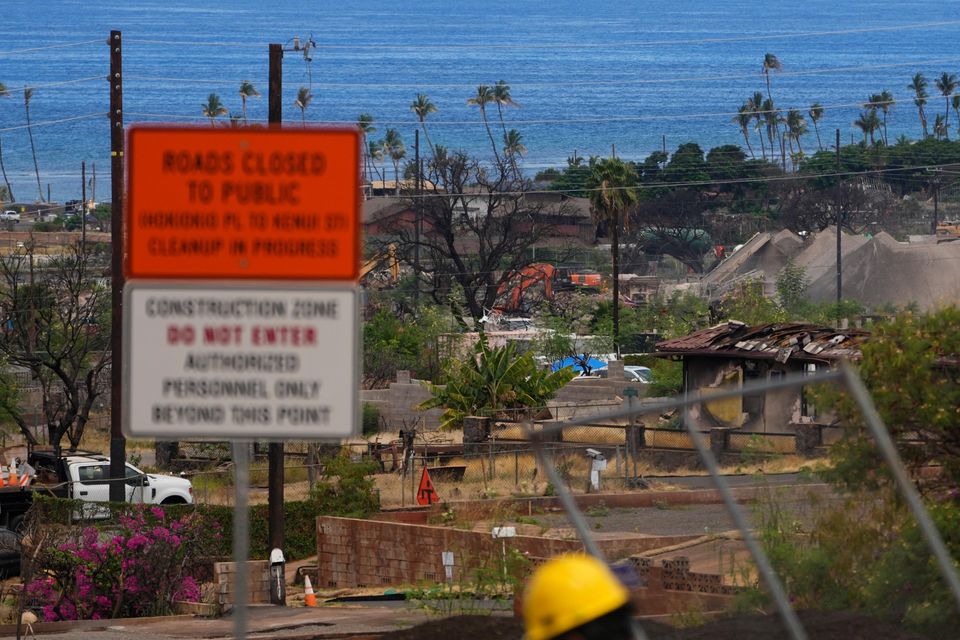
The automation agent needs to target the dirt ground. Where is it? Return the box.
[378,611,928,639]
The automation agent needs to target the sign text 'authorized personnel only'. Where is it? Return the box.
[126,126,360,280]
[123,284,358,440]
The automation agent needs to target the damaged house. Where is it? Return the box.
[654,321,869,434]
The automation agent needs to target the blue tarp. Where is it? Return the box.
[550,356,607,374]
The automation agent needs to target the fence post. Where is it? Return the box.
[463,416,491,455]
[709,428,728,458]
[793,423,820,457]
[514,450,519,486]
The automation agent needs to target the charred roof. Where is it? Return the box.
[654,321,869,364]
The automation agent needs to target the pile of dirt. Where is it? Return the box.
[377,611,927,639]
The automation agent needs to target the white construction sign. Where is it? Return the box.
[123,283,358,439]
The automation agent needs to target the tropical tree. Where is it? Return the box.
[0,82,13,202]
[933,113,948,140]
[749,92,767,160]
[492,79,519,138]
[586,157,639,356]
[200,93,228,126]
[908,72,930,138]
[502,128,527,177]
[238,80,260,124]
[417,334,576,430]
[293,86,313,126]
[368,139,385,184]
[785,108,807,159]
[466,84,500,163]
[733,103,755,158]
[867,91,895,145]
[23,87,43,201]
[409,93,437,156]
[953,95,960,138]
[853,109,881,145]
[357,113,376,190]
[808,102,825,151]
[934,72,958,139]
[761,53,784,167]
[762,98,781,163]
[381,128,405,194]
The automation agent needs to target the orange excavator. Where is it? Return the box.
[496,264,604,312]
[497,263,557,311]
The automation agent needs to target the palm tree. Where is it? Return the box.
[908,73,930,138]
[294,86,313,126]
[0,83,13,203]
[238,80,260,124]
[492,80,519,138]
[953,95,960,138]
[368,139,385,184]
[854,109,881,145]
[357,114,376,191]
[785,108,807,159]
[934,114,948,140]
[467,85,500,164]
[733,104,755,158]
[761,53,784,167]
[410,93,437,156]
[381,128,405,194]
[867,91,895,145]
[808,102,824,151]
[761,53,782,102]
[749,92,767,160]
[201,93,228,126]
[23,87,42,201]
[585,158,638,357]
[934,72,958,139]
[762,98,780,163]
[503,128,527,175]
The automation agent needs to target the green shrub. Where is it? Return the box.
[362,402,381,436]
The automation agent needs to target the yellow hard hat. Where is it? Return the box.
[522,553,630,640]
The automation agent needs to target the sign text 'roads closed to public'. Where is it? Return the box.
[126,126,360,280]
[123,284,358,440]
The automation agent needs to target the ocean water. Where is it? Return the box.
[1,0,960,202]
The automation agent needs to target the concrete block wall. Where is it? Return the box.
[213,560,271,607]
[360,371,445,431]
[316,516,698,589]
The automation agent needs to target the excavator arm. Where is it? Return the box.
[360,244,400,282]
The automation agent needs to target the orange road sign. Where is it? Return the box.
[126,125,360,280]
[417,467,439,506]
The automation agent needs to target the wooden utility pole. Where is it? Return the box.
[267,42,285,554]
[929,167,942,235]
[414,129,420,304]
[835,129,842,320]
[108,30,126,502]
[81,160,86,247]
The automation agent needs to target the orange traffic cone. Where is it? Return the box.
[8,465,17,486]
[0,468,5,487]
[303,575,317,607]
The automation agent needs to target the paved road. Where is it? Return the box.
[18,604,435,640]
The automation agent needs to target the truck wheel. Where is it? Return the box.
[8,515,24,534]
[160,497,187,505]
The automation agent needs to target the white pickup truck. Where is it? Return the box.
[0,450,194,530]
[48,451,194,505]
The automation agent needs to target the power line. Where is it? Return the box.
[125,56,960,91]
[0,113,107,134]
[0,39,103,56]
[3,76,106,93]
[125,21,960,51]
